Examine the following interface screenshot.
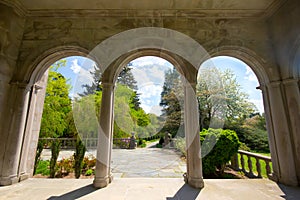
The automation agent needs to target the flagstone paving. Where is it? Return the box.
[41,143,186,178]
[1,178,300,200]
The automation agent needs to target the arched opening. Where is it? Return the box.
[20,52,100,180]
[197,55,271,178]
[111,55,186,178]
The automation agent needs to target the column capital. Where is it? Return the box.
[9,81,32,91]
[266,81,281,88]
[282,78,299,86]
[102,82,115,89]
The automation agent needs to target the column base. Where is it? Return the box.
[19,173,30,182]
[109,173,113,183]
[0,176,19,186]
[185,176,204,189]
[93,176,110,188]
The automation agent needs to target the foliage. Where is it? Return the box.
[117,65,138,90]
[81,65,102,95]
[50,140,61,178]
[81,64,137,95]
[34,160,50,176]
[197,67,257,130]
[35,156,96,177]
[74,137,86,178]
[137,139,147,148]
[33,140,45,174]
[38,60,72,178]
[40,66,71,138]
[200,129,240,176]
[160,68,184,137]
[57,157,74,177]
[227,114,269,153]
[174,137,186,157]
[85,169,94,176]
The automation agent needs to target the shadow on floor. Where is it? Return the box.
[47,184,97,200]
[166,183,201,200]
[278,184,300,200]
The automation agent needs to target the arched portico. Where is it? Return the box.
[1,0,300,189]
[207,46,300,186]
[93,47,204,189]
[0,45,98,185]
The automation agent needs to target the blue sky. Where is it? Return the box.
[56,55,264,115]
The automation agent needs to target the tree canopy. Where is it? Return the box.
[40,63,71,138]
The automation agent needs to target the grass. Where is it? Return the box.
[237,153,272,178]
[35,160,50,176]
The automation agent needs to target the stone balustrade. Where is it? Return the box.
[230,150,273,179]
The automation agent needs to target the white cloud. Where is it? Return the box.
[70,59,82,74]
[249,98,264,114]
[139,83,162,99]
[72,64,95,96]
[149,105,162,116]
[245,66,257,82]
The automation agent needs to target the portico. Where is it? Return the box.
[0,0,299,190]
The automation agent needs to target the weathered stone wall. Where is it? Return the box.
[17,17,277,83]
[0,4,25,185]
[268,0,300,79]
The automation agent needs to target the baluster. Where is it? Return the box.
[231,153,239,171]
[265,160,271,177]
[247,155,254,177]
[240,154,245,172]
[255,158,262,178]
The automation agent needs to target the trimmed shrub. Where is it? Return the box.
[200,129,240,177]
[74,137,86,178]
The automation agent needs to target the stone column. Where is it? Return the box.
[94,83,114,188]
[0,82,31,186]
[18,72,48,180]
[184,81,204,189]
[282,79,300,184]
[265,81,298,186]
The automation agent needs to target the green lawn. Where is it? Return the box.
[237,153,272,178]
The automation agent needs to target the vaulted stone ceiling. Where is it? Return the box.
[2,0,286,19]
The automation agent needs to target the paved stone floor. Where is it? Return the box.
[7,145,298,199]
[1,178,300,200]
[41,144,186,178]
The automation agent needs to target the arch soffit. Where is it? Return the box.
[207,46,271,86]
[27,45,99,86]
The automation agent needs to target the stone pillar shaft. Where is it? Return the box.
[265,81,298,186]
[184,82,204,189]
[94,83,114,188]
[282,79,300,184]
[0,83,30,186]
[18,74,47,180]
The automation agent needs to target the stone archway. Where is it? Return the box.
[88,27,210,189]
[0,46,98,185]
[93,48,204,189]
[207,46,300,186]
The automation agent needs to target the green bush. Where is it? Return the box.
[74,137,86,179]
[137,139,146,148]
[201,129,240,177]
[35,160,50,176]
[85,169,94,176]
